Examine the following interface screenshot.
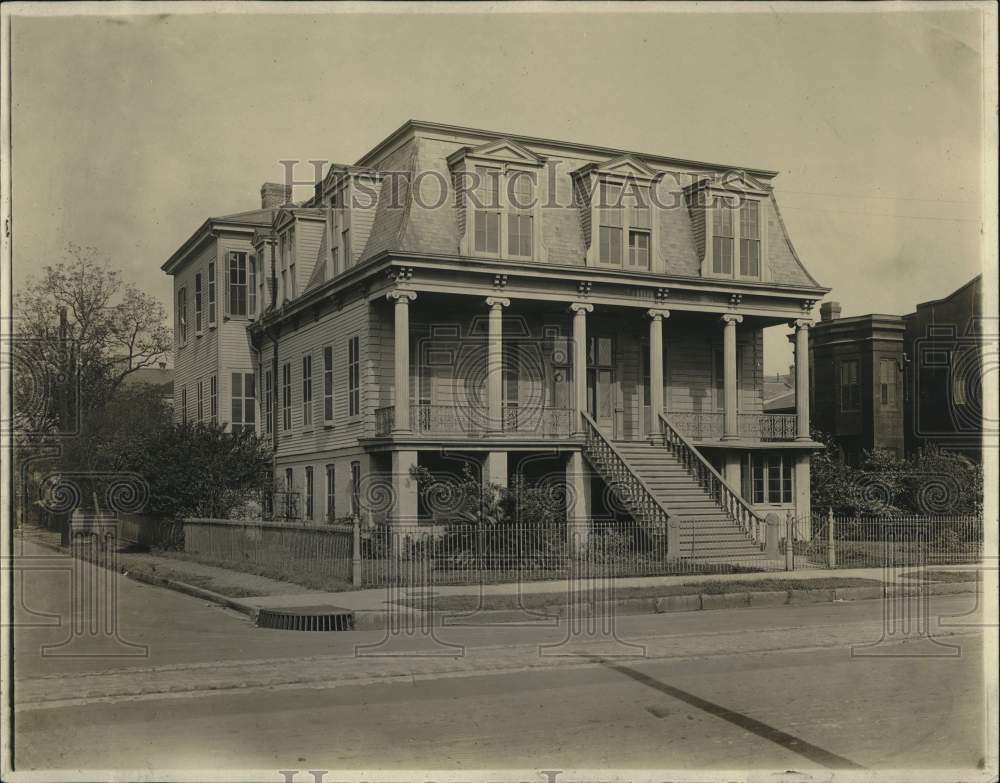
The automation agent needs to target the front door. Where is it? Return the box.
[587,334,615,434]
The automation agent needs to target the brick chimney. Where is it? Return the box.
[820,301,842,322]
[260,182,292,209]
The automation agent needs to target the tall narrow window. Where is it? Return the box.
[598,181,623,265]
[350,461,361,517]
[507,170,533,258]
[281,362,292,431]
[323,345,334,423]
[177,287,188,344]
[248,254,257,316]
[840,360,860,412]
[194,273,203,332]
[302,354,313,427]
[712,197,734,274]
[197,380,204,422]
[739,199,761,277]
[341,228,351,267]
[348,335,360,417]
[227,251,248,317]
[231,372,256,435]
[207,260,216,326]
[879,358,897,408]
[473,166,500,255]
[325,464,336,521]
[180,386,187,424]
[210,374,218,423]
[284,467,295,519]
[264,368,273,434]
[628,230,650,268]
[304,466,314,521]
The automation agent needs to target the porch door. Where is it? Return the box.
[587,334,615,434]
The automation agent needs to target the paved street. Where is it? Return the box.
[11,539,988,772]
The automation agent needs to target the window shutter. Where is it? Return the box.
[223,254,231,318]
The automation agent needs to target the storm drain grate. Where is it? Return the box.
[256,605,354,632]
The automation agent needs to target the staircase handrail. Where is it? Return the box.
[657,412,764,543]
[580,411,675,535]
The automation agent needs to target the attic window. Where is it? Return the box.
[706,190,764,280]
[598,181,651,268]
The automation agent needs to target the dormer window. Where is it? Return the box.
[712,197,734,274]
[689,173,769,281]
[739,199,761,277]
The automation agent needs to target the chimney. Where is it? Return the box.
[260,182,292,210]
[820,301,842,322]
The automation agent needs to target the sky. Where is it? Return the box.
[8,4,991,372]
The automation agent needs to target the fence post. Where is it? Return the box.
[765,513,780,559]
[351,517,362,587]
[827,507,836,569]
[784,511,795,571]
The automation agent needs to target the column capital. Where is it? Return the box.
[569,302,594,315]
[790,318,813,330]
[386,289,417,303]
[646,308,671,321]
[485,296,511,310]
[721,313,743,326]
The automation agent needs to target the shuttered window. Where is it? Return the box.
[712,197,734,274]
[739,199,761,278]
[207,260,216,326]
[348,336,360,417]
[264,369,273,435]
[226,252,249,317]
[194,273,203,332]
[302,354,313,428]
[324,346,334,423]
[473,166,501,255]
[281,362,292,431]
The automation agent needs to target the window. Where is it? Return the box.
[879,358,897,408]
[473,166,501,255]
[507,170,533,258]
[194,273,203,332]
[840,360,860,412]
[207,260,216,326]
[227,251,249,317]
[231,372,256,435]
[598,181,623,265]
[712,197,734,274]
[325,464,336,521]
[284,467,295,520]
[350,461,361,517]
[323,346,334,423]
[177,287,187,344]
[739,199,761,277]
[281,362,292,431]
[210,374,218,423]
[248,254,257,316]
[341,228,350,267]
[197,380,204,423]
[348,335,360,417]
[264,369,273,434]
[628,230,650,268]
[744,453,794,505]
[180,386,187,424]
[302,354,313,427]
[304,466,314,521]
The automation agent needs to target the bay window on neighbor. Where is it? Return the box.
[840,359,860,412]
[743,453,793,505]
[348,336,360,417]
[323,346,334,423]
[207,260,216,327]
[194,273,203,333]
[302,354,313,428]
[226,251,254,317]
[712,195,763,279]
[231,372,255,435]
[281,362,292,431]
[325,464,336,521]
[305,466,314,521]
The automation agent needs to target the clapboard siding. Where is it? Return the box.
[294,218,324,294]
[216,234,258,430]
[173,239,220,424]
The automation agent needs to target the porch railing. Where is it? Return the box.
[581,411,674,547]
[658,412,763,544]
[664,411,798,441]
[374,403,575,438]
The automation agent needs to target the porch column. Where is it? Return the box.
[792,318,812,441]
[721,314,743,440]
[566,450,592,551]
[485,297,510,433]
[387,290,417,433]
[647,309,670,424]
[570,302,593,434]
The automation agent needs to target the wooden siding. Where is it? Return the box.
[172,239,220,424]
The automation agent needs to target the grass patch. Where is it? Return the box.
[395,577,883,611]
[138,568,267,598]
[152,549,356,593]
[900,569,980,583]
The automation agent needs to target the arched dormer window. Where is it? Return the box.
[685,171,770,282]
[572,155,662,272]
[448,138,547,262]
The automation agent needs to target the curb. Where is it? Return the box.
[124,569,258,618]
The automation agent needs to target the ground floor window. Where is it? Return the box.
[304,466,314,520]
[325,464,335,521]
[350,461,361,517]
[742,452,793,505]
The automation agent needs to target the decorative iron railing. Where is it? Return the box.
[502,405,575,437]
[581,411,673,549]
[663,411,799,441]
[374,403,575,438]
[657,412,764,545]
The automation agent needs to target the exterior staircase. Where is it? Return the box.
[580,411,773,564]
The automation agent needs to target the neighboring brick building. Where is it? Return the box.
[904,275,984,461]
[809,303,906,462]
[163,120,830,559]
